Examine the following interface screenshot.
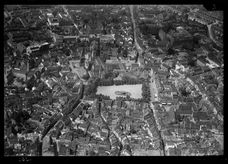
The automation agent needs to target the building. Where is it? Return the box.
[95,57,105,70]
[12,68,27,81]
[69,60,80,68]
[105,63,121,72]
[93,64,102,78]
[47,17,59,26]
[26,42,49,54]
[197,57,208,67]
[188,10,223,26]
[10,31,31,43]
[63,35,77,40]
[176,103,193,116]
[131,63,139,70]
[100,34,115,43]
[106,57,119,64]
[193,111,210,122]
[211,24,223,43]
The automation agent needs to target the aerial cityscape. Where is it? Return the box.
[4,5,223,156]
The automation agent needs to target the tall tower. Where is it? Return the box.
[26,59,29,81]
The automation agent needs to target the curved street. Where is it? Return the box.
[207,23,222,48]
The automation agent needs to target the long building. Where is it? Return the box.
[188,10,223,26]
[26,42,50,54]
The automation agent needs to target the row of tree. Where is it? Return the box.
[115,96,144,102]
[98,78,141,86]
[95,94,111,100]
[142,82,151,103]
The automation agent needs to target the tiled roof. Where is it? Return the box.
[177,103,193,115]
[193,112,210,121]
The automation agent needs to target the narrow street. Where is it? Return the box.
[129,5,143,55]
[62,5,82,35]
[129,5,165,156]
[186,77,223,122]
[41,84,84,140]
[98,101,129,155]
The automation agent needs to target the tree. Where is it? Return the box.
[84,80,99,96]
[4,146,15,156]
[83,18,89,25]
[35,137,42,156]
[6,71,15,85]
[179,87,191,97]
[167,48,175,56]
[53,141,58,156]
[187,57,196,67]
[123,48,128,58]
[182,40,194,51]
[29,58,37,69]
[104,71,114,79]
[142,82,151,102]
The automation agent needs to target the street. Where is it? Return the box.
[150,68,159,103]
[129,5,165,156]
[207,23,222,48]
[129,5,143,55]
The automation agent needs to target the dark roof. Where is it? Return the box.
[117,101,122,108]
[193,112,210,121]
[131,63,139,68]
[162,63,170,69]
[87,63,93,71]
[190,122,200,130]
[104,100,113,107]
[82,72,90,80]
[197,57,208,64]
[183,97,194,102]
[177,103,193,115]
[144,112,153,120]
[59,143,68,155]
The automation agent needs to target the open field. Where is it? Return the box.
[96,84,142,99]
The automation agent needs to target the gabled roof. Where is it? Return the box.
[177,103,193,115]
[193,111,210,121]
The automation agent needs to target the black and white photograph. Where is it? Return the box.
[4,4,224,156]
